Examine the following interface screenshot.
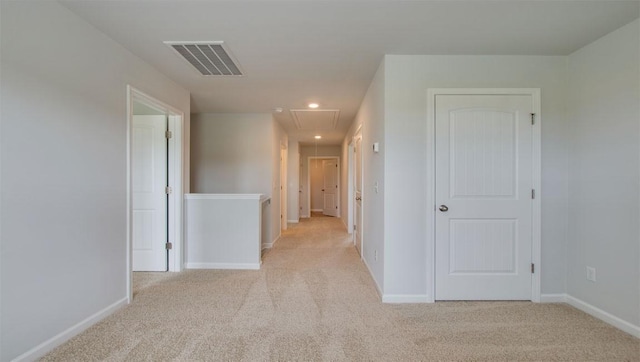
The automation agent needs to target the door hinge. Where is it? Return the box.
[353,224,356,231]
[531,113,535,125]
[166,242,173,250]
[531,263,535,273]
[165,186,172,195]
[336,206,338,209]
[165,130,172,139]
[531,189,535,199]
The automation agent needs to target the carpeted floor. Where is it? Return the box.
[42,215,639,361]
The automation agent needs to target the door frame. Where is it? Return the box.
[425,88,541,303]
[307,156,340,217]
[347,140,355,239]
[280,144,288,231]
[126,85,184,302]
[353,126,363,259]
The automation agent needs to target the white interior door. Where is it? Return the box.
[322,159,338,217]
[132,115,167,272]
[354,133,363,256]
[435,94,533,300]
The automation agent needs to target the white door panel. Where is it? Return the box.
[322,159,338,217]
[132,115,167,272]
[435,95,532,300]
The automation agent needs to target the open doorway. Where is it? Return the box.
[126,86,184,300]
[307,156,340,218]
[280,146,287,231]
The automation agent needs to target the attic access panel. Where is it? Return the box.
[165,41,243,76]
[290,109,340,130]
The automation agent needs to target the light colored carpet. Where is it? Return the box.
[42,215,639,361]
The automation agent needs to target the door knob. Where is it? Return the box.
[356,196,362,201]
[322,189,325,191]
[439,205,449,212]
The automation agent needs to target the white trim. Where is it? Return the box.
[362,257,383,299]
[167,113,184,273]
[184,193,265,200]
[126,86,186,300]
[280,148,288,232]
[426,88,542,303]
[353,128,364,261]
[382,294,430,303]
[263,235,280,249]
[185,263,261,270]
[347,140,355,236]
[12,298,128,362]
[566,295,640,338]
[126,87,133,302]
[540,293,568,303]
[519,293,639,337]
[287,219,299,224]
[310,208,323,212]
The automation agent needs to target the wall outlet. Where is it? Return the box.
[374,250,378,262]
[586,266,596,282]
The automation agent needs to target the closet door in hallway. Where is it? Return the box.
[435,94,534,300]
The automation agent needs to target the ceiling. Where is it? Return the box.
[60,0,639,145]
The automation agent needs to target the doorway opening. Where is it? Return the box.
[280,145,288,232]
[352,128,363,258]
[307,156,340,218]
[126,86,184,301]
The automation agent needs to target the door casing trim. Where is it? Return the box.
[306,156,340,218]
[425,88,541,303]
[126,85,185,303]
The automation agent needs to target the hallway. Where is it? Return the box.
[43,216,638,361]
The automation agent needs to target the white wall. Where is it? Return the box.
[0,2,191,360]
[566,19,640,328]
[383,55,568,297]
[299,146,341,217]
[190,113,286,245]
[341,60,387,294]
[190,113,272,195]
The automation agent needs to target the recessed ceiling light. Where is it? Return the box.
[308,103,319,109]
[273,107,283,113]
[314,135,322,139]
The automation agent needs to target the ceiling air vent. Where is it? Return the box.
[164,41,243,76]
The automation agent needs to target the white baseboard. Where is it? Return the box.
[382,294,430,303]
[565,295,640,338]
[185,262,260,270]
[263,235,280,249]
[362,257,383,299]
[531,293,639,337]
[540,293,567,303]
[310,209,322,212]
[287,219,299,224]
[13,297,128,362]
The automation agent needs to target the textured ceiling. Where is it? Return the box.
[61,0,639,145]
